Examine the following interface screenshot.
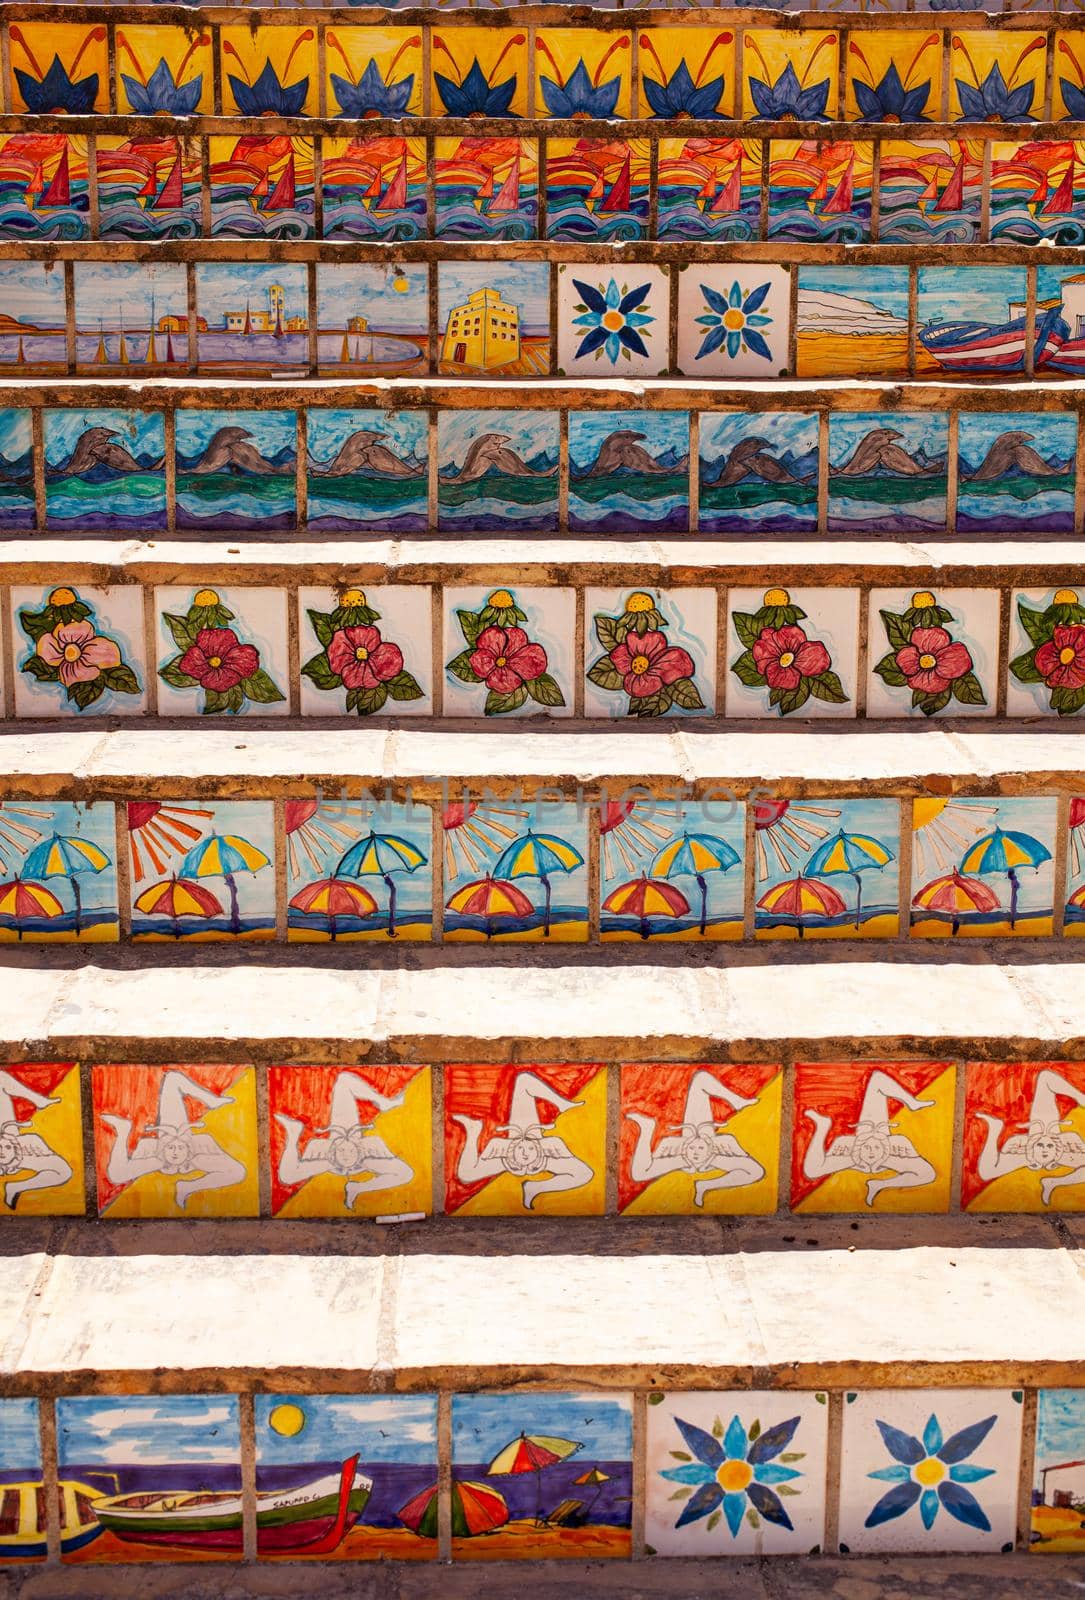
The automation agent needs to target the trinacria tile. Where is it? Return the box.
[0,1064,84,1217]
[962,1063,1085,1213]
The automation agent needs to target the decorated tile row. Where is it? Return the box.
[9,1058,1085,1220]
[1,790,1084,943]
[3,1387,1085,1563]
[3,21,1083,123]
[9,130,1085,246]
[8,260,1085,383]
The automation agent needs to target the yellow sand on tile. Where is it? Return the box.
[601,918,743,944]
[757,913,898,942]
[445,920,588,944]
[103,1069,259,1219]
[278,1069,433,1219]
[1031,1505,1085,1551]
[622,1072,782,1216]
[456,1067,606,1216]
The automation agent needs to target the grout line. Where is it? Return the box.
[240,1391,257,1561]
[41,1395,61,1563]
[631,1389,647,1558]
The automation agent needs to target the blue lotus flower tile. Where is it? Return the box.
[678,266,791,378]
[558,266,668,377]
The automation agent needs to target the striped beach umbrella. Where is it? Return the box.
[756,874,846,938]
[335,831,428,938]
[179,832,270,935]
[649,831,741,936]
[21,832,110,935]
[446,875,534,939]
[397,1479,508,1540]
[912,868,1000,936]
[289,877,377,942]
[492,829,584,938]
[133,875,224,938]
[958,826,1052,929]
[602,875,690,941]
[803,830,894,932]
[487,1432,584,1525]
[0,878,63,939]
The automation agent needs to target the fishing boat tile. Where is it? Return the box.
[268,1066,433,1220]
[437,415,560,535]
[677,264,790,378]
[0,263,66,375]
[96,133,201,241]
[1067,799,1085,932]
[113,24,214,114]
[298,585,431,715]
[438,260,550,377]
[219,27,318,116]
[316,263,429,377]
[962,1062,1085,1213]
[645,1390,828,1553]
[209,135,315,239]
[323,27,424,118]
[699,412,818,534]
[194,262,309,378]
[957,415,1076,535]
[751,794,900,940]
[600,797,741,941]
[909,795,1058,939]
[73,262,187,377]
[618,1065,781,1214]
[545,138,650,242]
[154,586,288,720]
[1007,588,1085,717]
[0,800,118,945]
[305,411,427,534]
[91,1064,258,1220]
[865,588,998,719]
[768,139,872,242]
[638,27,736,118]
[57,1395,244,1562]
[0,133,89,239]
[8,22,109,113]
[0,1400,43,1560]
[569,411,690,535]
[837,1390,1023,1553]
[255,1394,438,1558]
[741,30,840,120]
[557,264,668,378]
[442,793,587,941]
[844,30,944,120]
[1032,1391,1085,1551]
[796,265,910,377]
[450,1392,632,1557]
[948,32,1046,121]
[431,27,528,118]
[44,409,166,534]
[916,266,1030,379]
[434,136,539,241]
[127,798,276,942]
[0,1064,84,1217]
[535,28,632,118]
[0,411,34,532]
[585,588,715,720]
[286,798,432,941]
[727,586,858,721]
[657,137,761,241]
[175,411,296,534]
[11,584,147,717]
[322,135,426,242]
[827,413,948,534]
[1037,264,1085,369]
[878,141,981,244]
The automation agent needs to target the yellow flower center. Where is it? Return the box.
[62,643,82,662]
[208,656,222,669]
[717,1460,753,1493]
[194,589,219,608]
[918,653,937,670]
[1055,589,1079,605]
[631,654,650,674]
[764,588,790,606]
[340,588,365,607]
[48,587,76,606]
[602,310,625,331]
[488,590,514,609]
[914,1457,946,1487]
[1061,646,1078,665]
[354,646,369,662]
[911,591,936,609]
[495,656,507,668]
[778,651,795,668]
[723,308,746,330]
[626,592,654,613]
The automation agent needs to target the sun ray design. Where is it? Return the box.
[912,797,1001,880]
[126,801,215,884]
[599,800,681,881]
[283,799,365,883]
[442,799,530,881]
[0,802,51,872]
[752,798,842,882]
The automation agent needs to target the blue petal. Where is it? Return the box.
[748,1416,801,1464]
[748,1481,794,1531]
[1062,79,1085,118]
[618,327,649,359]
[700,284,730,316]
[662,1462,716,1486]
[954,79,986,121]
[605,332,622,364]
[695,315,723,328]
[674,1416,726,1471]
[575,326,610,359]
[728,281,743,309]
[742,281,771,316]
[869,1464,912,1482]
[624,311,654,329]
[937,1415,996,1464]
[696,326,727,361]
[752,1462,801,1485]
[724,1415,749,1462]
[949,1463,995,1483]
[876,1422,925,1465]
[675,1481,723,1528]
[1004,80,1036,120]
[619,282,652,313]
[726,330,742,359]
[920,1489,939,1530]
[685,75,727,118]
[572,279,608,316]
[865,1479,922,1528]
[539,76,572,117]
[795,79,831,119]
[743,329,774,363]
[923,1416,944,1456]
[605,278,621,310]
[938,1480,991,1532]
[723,1491,746,1537]
[642,76,674,118]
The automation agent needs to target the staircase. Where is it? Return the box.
[2,1,1085,1590]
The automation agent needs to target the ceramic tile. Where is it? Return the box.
[728,587,859,721]
[585,589,715,720]
[838,1390,1023,1553]
[569,411,689,535]
[286,799,432,941]
[546,139,650,241]
[322,136,426,243]
[306,412,427,534]
[866,588,997,718]
[434,137,539,241]
[127,798,276,942]
[741,30,839,119]
[909,796,1058,938]
[439,261,550,377]
[74,263,187,377]
[1037,264,1085,370]
[645,1391,828,1554]
[916,266,1029,378]
[432,27,528,117]
[316,264,428,377]
[0,263,65,375]
[44,409,166,534]
[155,585,288,717]
[0,1401,42,1561]
[12,584,147,717]
[536,28,632,117]
[92,1064,258,1219]
[451,1392,631,1558]
[443,794,586,941]
[949,32,1045,120]
[298,585,431,715]
[195,263,309,377]
[255,1394,438,1559]
[557,264,667,378]
[768,140,872,241]
[0,411,34,532]
[1055,36,1085,118]
[220,26,318,116]
[677,265,790,378]
[113,24,214,113]
[176,412,296,534]
[269,1066,432,1219]
[958,415,1075,534]
[324,27,423,117]
[57,1396,243,1562]
[752,795,900,938]
[0,133,89,239]
[96,133,201,241]
[444,1066,604,1215]
[991,141,1085,243]
[618,1066,781,1214]
[639,28,737,117]
[437,414,559,534]
[1033,1391,1085,1550]
[8,23,109,113]
[1067,798,1085,928]
[658,137,761,241]
[0,800,118,944]
[878,141,981,244]
[962,1063,1085,1212]
[796,266,909,377]
[827,413,948,534]
[700,412,818,534]
[209,135,315,239]
[0,1064,84,1216]
[600,798,740,940]
[845,30,943,119]
[1008,588,1085,717]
